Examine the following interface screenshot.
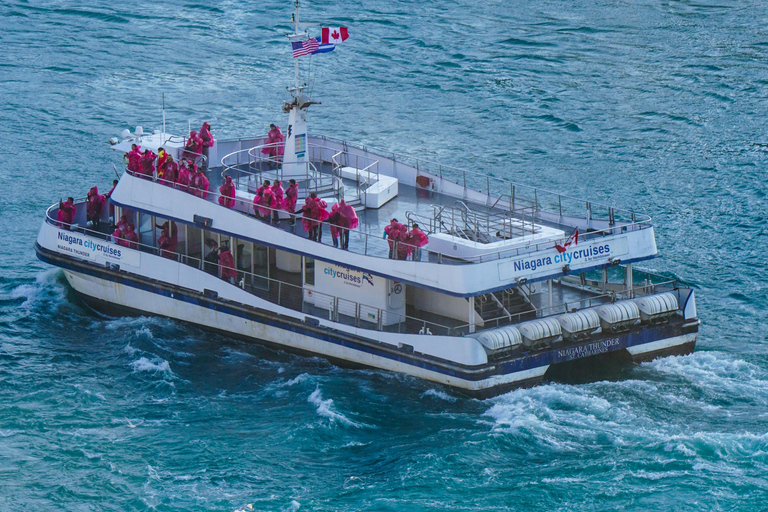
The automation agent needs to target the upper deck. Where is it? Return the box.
[108,133,657,296]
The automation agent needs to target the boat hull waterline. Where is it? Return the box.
[36,241,697,397]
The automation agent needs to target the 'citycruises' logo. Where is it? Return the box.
[513,243,612,273]
[324,266,374,288]
[57,231,123,259]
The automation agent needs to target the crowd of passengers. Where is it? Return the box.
[56,123,428,292]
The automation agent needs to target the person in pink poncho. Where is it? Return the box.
[406,223,429,261]
[328,203,342,248]
[310,194,329,242]
[155,220,178,252]
[57,197,76,230]
[283,179,299,225]
[395,224,412,260]
[162,155,178,186]
[199,122,214,169]
[176,161,191,192]
[337,199,358,250]
[218,241,237,284]
[254,180,275,222]
[192,168,209,199]
[127,144,142,174]
[112,225,129,247]
[124,222,139,249]
[271,180,284,222]
[184,130,203,161]
[383,218,403,259]
[218,175,236,208]
[261,124,285,166]
[86,186,106,230]
[157,227,176,259]
[139,149,156,180]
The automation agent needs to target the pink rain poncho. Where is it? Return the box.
[272,181,284,209]
[312,197,329,223]
[127,145,142,174]
[283,182,299,212]
[158,229,175,259]
[261,125,285,160]
[254,184,275,217]
[218,248,237,281]
[57,200,76,229]
[192,170,209,199]
[162,159,178,186]
[396,225,411,260]
[329,203,341,241]
[184,130,203,160]
[112,227,129,247]
[338,200,359,230]
[124,223,139,249]
[117,214,129,232]
[200,122,214,150]
[86,186,105,223]
[384,219,403,253]
[156,220,178,252]
[139,150,156,179]
[408,226,429,248]
[218,176,236,208]
[176,163,191,192]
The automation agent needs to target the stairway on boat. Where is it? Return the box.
[474,288,537,327]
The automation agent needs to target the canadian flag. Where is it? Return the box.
[322,27,349,45]
[555,228,579,253]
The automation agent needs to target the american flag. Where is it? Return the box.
[291,38,319,58]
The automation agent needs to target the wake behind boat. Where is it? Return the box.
[34,2,699,397]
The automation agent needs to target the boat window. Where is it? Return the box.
[236,239,254,288]
[201,229,220,275]
[138,213,154,247]
[186,225,202,268]
[304,257,314,286]
[253,243,270,290]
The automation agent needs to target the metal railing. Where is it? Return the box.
[44,202,457,336]
[306,133,653,232]
[454,276,680,334]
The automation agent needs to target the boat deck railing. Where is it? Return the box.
[307,134,653,234]
[454,273,680,333]
[44,204,458,336]
[407,202,539,243]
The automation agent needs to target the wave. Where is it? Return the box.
[8,268,67,311]
[307,387,365,428]
[131,356,172,375]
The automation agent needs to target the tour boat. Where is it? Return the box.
[34,3,699,397]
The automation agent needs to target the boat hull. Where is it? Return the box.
[36,243,697,398]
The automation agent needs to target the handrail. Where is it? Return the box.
[44,203,456,336]
[455,278,680,334]
[308,133,652,225]
[215,136,654,263]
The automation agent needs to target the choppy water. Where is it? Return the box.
[2,0,768,510]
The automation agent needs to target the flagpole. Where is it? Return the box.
[293,0,300,97]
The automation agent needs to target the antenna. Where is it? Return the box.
[162,93,166,141]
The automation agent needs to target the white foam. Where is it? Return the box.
[308,388,362,428]
[10,268,66,309]
[131,356,171,374]
[420,388,457,402]
[281,500,300,512]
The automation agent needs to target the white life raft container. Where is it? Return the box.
[518,317,562,349]
[557,309,601,341]
[596,301,640,331]
[471,325,522,352]
[635,292,679,323]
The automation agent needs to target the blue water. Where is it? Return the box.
[2,0,768,510]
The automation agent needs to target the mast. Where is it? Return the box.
[282,0,320,180]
